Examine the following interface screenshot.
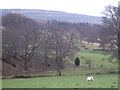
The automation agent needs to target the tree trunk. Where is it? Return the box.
[24,59,28,73]
[118,4,120,61]
[45,52,49,66]
[56,63,62,76]
[118,31,120,61]
[56,57,62,76]
[57,70,62,76]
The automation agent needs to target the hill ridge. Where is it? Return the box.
[2,9,102,24]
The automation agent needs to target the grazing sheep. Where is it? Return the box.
[87,76,94,81]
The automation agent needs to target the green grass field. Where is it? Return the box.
[65,51,118,73]
[2,74,118,88]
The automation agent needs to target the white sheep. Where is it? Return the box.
[87,76,94,81]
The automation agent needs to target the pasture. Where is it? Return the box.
[2,74,118,88]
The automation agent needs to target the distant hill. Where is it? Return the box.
[2,9,102,24]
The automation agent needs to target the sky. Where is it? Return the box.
[0,0,119,16]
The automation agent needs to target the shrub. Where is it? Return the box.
[85,60,92,68]
[75,57,80,66]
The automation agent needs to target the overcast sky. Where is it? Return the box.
[1,0,119,16]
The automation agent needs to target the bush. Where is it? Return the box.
[85,60,92,68]
[75,57,80,66]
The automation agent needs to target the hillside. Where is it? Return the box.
[2,9,102,24]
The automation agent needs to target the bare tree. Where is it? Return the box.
[52,31,65,76]
[19,21,39,73]
[49,25,77,76]
[2,13,40,73]
[39,30,53,67]
[100,5,120,60]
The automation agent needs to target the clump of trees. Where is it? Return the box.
[2,13,79,75]
[74,57,80,66]
[2,13,40,73]
[2,12,102,75]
